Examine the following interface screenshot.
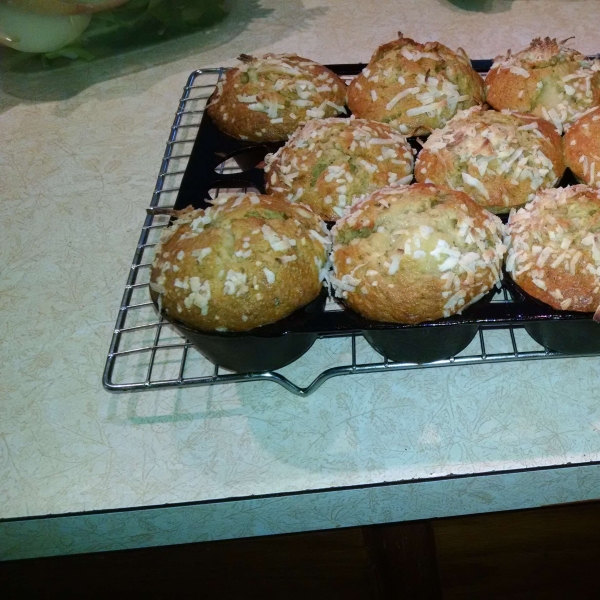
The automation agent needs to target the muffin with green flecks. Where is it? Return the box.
[150,193,330,332]
[506,185,600,312]
[264,117,414,220]
[347,33,484,137]
[564,106,600,187]
[485,37,600,132]
[415,106,565,214]
[330,183,506,324]
[206,53,347,142]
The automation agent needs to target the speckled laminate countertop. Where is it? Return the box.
[2,0,600,560]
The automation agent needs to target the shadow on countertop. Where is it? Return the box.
[0,0,328,115]
[437,0,515,13]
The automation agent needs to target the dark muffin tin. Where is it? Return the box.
[503,278,600,354]
[162,291,328,372]
[158,61,600,372]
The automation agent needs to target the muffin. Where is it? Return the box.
[330,183,506,324]
[264,117,414,221]
[415,107,565,214]
[347,33,484,137]
[206,53,347,142]
[485,37,600,132]
[564,106,600,187]
[149,193,330,332]
[506,185,600,312]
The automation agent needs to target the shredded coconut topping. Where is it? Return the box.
[418,107,559,208]
[265,117,414,219]
[330,186,506,314]
[506,185,600,311]
[490,37,600,128]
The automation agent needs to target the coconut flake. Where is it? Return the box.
[388,254,402,275]
[385,87,420,110]
[263,268,276,284]
[406,100,447,117]
[461,172,490,199]
[509,66,530,78]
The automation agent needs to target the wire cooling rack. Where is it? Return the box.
[103,68,583,397]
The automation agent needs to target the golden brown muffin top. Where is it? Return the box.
[347,33,484,137]
[486,37,600,131]
[415,107,565,213]
[499,37,583,64]
[150,193,329,332]
[506,185,600,312]
[330,183,505,323]
[264,117,414,220]
[564,106,600,187]
[206,53,347,142]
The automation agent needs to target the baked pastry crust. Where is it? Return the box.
[330,183,505,324]
[264,117,414,221]
[564,106,600,187]
[206,54,347,142]
[485,37,600,132]
[149,193,329,332]
[415,107,565,214]
[506,185,600,312]
[347,33,484,137]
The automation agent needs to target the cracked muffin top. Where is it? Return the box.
[347,33,484,137]
[485,37,600,132]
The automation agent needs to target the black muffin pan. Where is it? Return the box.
[163,290,328,372]
[503,278,600,355]
[160,61,600,372]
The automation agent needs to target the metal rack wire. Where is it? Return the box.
[103,68,584,397]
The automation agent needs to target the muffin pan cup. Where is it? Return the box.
[524,320,600,355]
[363,325,479,364]
[162,61,600,372]
[153,290,328,373]
[503,278,600,354]
[182,329,318,372]
[340,288,496,364]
